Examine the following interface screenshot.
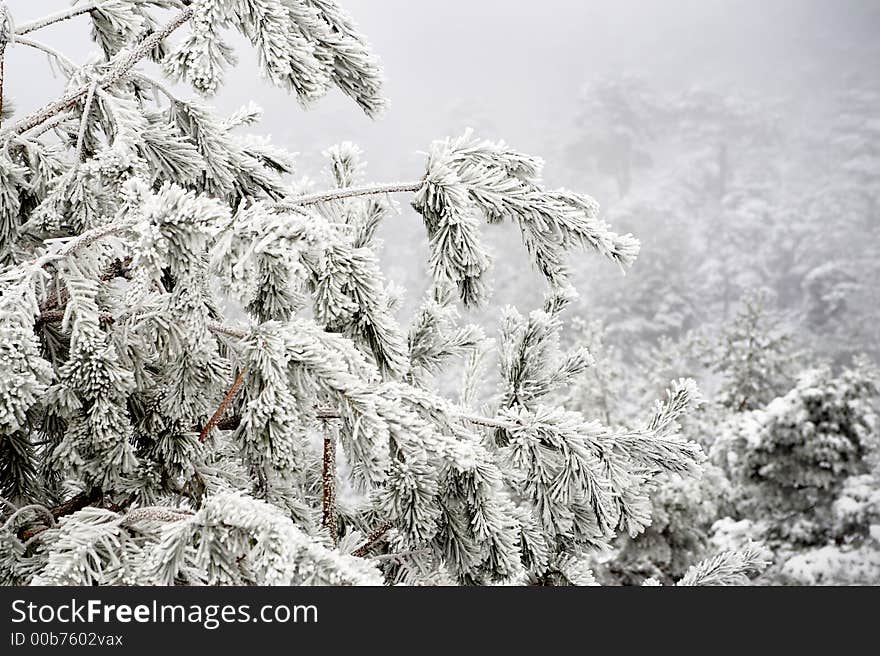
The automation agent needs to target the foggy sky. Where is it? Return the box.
[6,0,879,183]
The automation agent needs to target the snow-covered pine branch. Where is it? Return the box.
[0,0,707,587]
[676,544,770,586]
[412,130,640,306]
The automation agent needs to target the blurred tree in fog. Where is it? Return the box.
[568,75,669,199]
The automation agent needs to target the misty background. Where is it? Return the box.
[6,0,879,341]
[10,0,880,180]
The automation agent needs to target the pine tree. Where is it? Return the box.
[0,0,765,587]
[711,292,800,412]
[791,80,880,363]
[563,322,739,586]
[716,358,879,548]
[567,75,669,199]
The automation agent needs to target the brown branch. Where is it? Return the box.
[206,410,340,434]
[50,487,103,520]
[18,487,102,541]
[321,425,338,545]
[199,368,248,443]
[29,255,145,335]
[369,549,429,563]
[5,6,194,136]
[35,308,64,325]
[35,257,125,319]
[352,520,393,557]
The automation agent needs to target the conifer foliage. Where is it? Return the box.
[0,0,757,586]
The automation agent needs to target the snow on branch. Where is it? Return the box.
[413,130,641,306]
[676,544,770,586]
[0,0,715,588]
[163,0,386,115]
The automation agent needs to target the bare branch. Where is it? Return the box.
[352,520,393,557]
[2,503,55,532]
[18,487,103,542]
[321,425,338,546]
[206,322,249,340]
[33,221,132,269]
[199,368,248,443]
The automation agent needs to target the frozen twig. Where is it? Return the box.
[74,77,98,163]
[2,503,55,532]
[15,3,101,36]
[199,368,248,443]
[275,181,423,210]
[120,506,193,526]
[457,413,516,430]
[321,425,338,546]
[5,6,194,136]
[352,520,393,557]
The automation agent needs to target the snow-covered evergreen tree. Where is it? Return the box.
[718,361,878,540]
[0,0,771,587]
[562,321,745,585]
[710,357,880,583]
[790,80,880,363]
[711,292,800,412]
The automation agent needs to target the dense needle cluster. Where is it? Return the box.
[0,0,763,586]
